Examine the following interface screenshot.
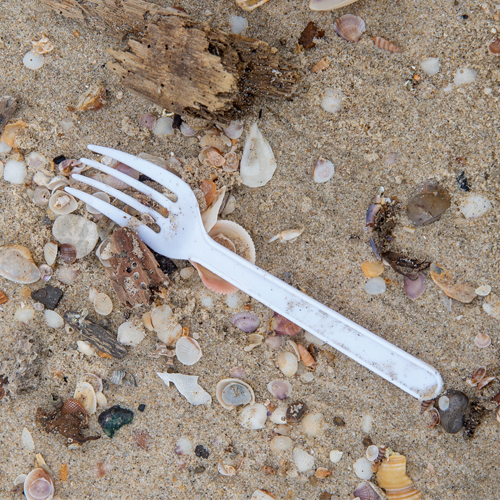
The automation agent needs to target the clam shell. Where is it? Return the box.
[230,311,260,333]
[376,454,421,500]
[239,403,268,429]
[474,332,491,348]
[201,186,227,232]
[224,121,244,139]
[117,321,146,346]
[267,379,292,400]
[157,321,183,346]
[44,310,64,329]
[270,406,288,424]
[48,190,78,215]
[43,241,58,266]
[24,468,54,500]
[277,352,298,377]
[293,447,315,472]
[55,265,78,284]
[404,272,427,300]
[94,292,113,315]
[301,411,328,438]
[74,381,97,415]
[270,435,293,453]
[470,366,487,386]
[334,14,365,42]
[235,0,270,12]
[157,372,212,405]
[407,180,451,226]
[0,245,41,284]
[311,58,330,73]
[313,158,335,183]
[151,305,173,330]
[175,336,202,365]
[216,378,255,410]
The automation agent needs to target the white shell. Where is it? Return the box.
[309,0,360,10]
[0,245,40,284]
[420,57,440,76]
[48,191,78,215]
[364,277,386,295]
[270,406,288,424]
[301,412,328,438]
[3,159,27,184]
[47,175,69,191]
[151,304,172,329]
[475,285,491,296]
[175,336,202,365]
[24,468,54,500]
[353,457,373,480]
[240,122,277,187]
[321,88,344,113]
[201,186,227,232]
[14,474,27,486]
[77,340,97,357]
[55,265,78,284]
[454,67,477,86]
[96,391,107,407]
[44,310,64,329]
[268,228,304,243]
[43,241,58,266]
[330,450,343,463]
[304,331,325,347]
[94,292,113,315]
[33,170,51,187]
[313,158,335,183]
[74,381,97,415]
[239,403,268,429]
[22,427,35,452]
[293,447,315,472]
[14,306,35,324]
[117,321,146,346]
[459,194,492,219]
[366,445,380,462]
[250,490,276,500]
[157,372,212,405]
[175,437,194,455]
[277,352,298,377]
[438,395,450,411]
[52,214,99,259]
[270,435,293,453]
[157,321,183,346]
[86,192,110,215]
[275,424,292,435]
[216,378,255,410]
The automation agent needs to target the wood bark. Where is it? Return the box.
[39,0,301,121]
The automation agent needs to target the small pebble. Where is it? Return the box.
[229,15,248,35]
[3,160,27,184]
[138,404,146,412]
[180,267,195,279]
[364,277,386,295]
[475,285,491,296]
[454,67,477,86]
[420,57,440,76]
[329,450,343,463]
[195,445,210,458]
[438,390,468,434]
[31,285,63,310]
[98,405,134,438]
[321,89,344,113]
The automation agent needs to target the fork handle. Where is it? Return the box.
[190,239,443,399]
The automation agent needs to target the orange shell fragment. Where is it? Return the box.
[429,263,476,303]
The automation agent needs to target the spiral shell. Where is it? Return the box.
[334,14,365,42]
[34,186,50,206]
[371,36,403,53]
[175,336,202,365]
[24,468,54,500]
[298,344,316,369]
[48,191,78,215]
[216,378,255,410]
[376,453,421,500]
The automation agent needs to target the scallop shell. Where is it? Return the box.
[293,447,315,472]
[216,378,255,410]
[371,36,403,53]
[157,322,183,346]
[474,332,491,348]
[301,411,328,438]
[24,468,54,500]
[48,190,78,215]
[376,454,421,500]
[270,435,293,453]
[334,14,365,42]
[277,352,298,377]
[34,186,50,206]
[151,305,172,329]
[94,292,113,315]
[0,245,41,283]
[193,220,256,295]
[240,403,268,429]
[117,321,146,346]
[404,273,427,300]
[353,481,384,500]
[175,336,202,365]
[267,379,292,400]
[430,263,476,303]
[43,241,58,266]
[74,381,97,415]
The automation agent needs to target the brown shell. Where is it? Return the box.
[59,463,69,481]
[488,37,500,55]
[297,343,316,368]
[59,244,77,264]
[430,263,476,303]
[420,399,434,414]
[334,14,365,43]
[426,408,440,428]
[61,398,87,415]
[471,366,486,385]
[0,290,7,304]
[477,376,495,390]
[371,36,403,53]
[311,58,330,73]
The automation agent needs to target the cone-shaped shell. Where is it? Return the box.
[376,454,421,500]
[193,220,255,294]
[0,245,40,283]
[24,468,54,500]
[175,336,202,365]
[216,378,255,410]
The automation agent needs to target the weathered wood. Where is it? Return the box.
[0,96,18,135]
[38,0,300,121]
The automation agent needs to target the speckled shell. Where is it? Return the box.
[216,378,255,410]
[24,468,54,500]
[0,245,41,284]
[376,454,421,500]
[239,403,268,429]
[334,14,365,42]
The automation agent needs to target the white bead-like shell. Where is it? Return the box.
[43,241,58,266]
[293,447,315,472]
[74,381,97,415]
[94,292,113,315]
[277,352,298,377]
[270,435,293,453]
[175,437,194,455]
[48,190,78,215]
[175,336,202,365]
[216,378,255,410]
[24,468,54,500]
[117,321,146,346]
[301,411,328,438]
[239,403,268,429]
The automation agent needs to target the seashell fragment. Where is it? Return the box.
[24,468,54,500]
[361,261,384,278]
[407,180,451,226]
[321,88,344,113]
[4,159,27,184]
[240,403,268,429]
[175,437,194,455]
[23,51,44,70]
[76,84,106,112]
[180,122,197,136]
[267,379,292,400]
[217,379,254,409]
[270,435,293,453]
[74,381,97,415]
[0,290,7,304]
[277,352,298,377]
[34,186,50,206]
[459,194,492,219]
[77,340,97,357]
[330,450,343,463]
[420,57,440,76]
[52,215,98,259]
[353,481,384,500]
[157,372,212,405]
[311,58,330,73]
[488,37,500,55]
[240,122,277,187]
[483,293,500,319]
[235,0,270,12]
[371,36,403,53]
[309,0,360,10]
[404,272,427,300]
[293,448,315,472]
[297,343,315,369]
[32,35,54,55]
[251,490,276,500]
[454,68,477,86]
[48,191,78,216]
[470,366,486,386]
[426,408,440,428]
[364,277,386,295]
[22,427,35,452]
[430,263,476,303]
[475,285,491,297]
[224,120,244,139]
[302,411,328,437]
[230,311,260,333]
[269,312,302,336]
[477,376,495,390]
[43,242,58,266]
[59,244,77,264]
[475,332,491,348]
[270,406,288,424]
[313,158,335,182]
[286,401,307,422]
[117,321,145,346]
[376,453,421,499]
[0,245,41,283]
[85,192,110,215]
[44,310,64,329]
[94,292,113,315]
[139,113,157,130]
[175,336,202,365]
[366,445,380,462]
[334,14,365,42]
[268,228,304,243]
[354,457,374,480]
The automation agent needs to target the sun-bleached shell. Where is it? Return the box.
[270,435,293,453]
[293,447,315,472]
[240,122,277,187]
[267,379,292,400]
[309,0,360,10]
[239,403,268,429]
[48,191,78,216]
[43,241,58,266]
[313,158,335,182]
[175,437,194,455]
[216,378,255,410]
[475,332,491,348]
[22,427,35,452]
[251,490,276,500]
[268,228,304,243]
[201,186,227,232]
[235,0,270,12]
[150,305,183,345]
[74,381,97,415]
[94,292,113,315]
[301,411,328,437]
[354,457,374,480]
[157,372,212,405]
[376,453,421,500]
[175,336,202,365]
[430,263,476,303]
[117,321,146,346]
[24,468,54,500]
[0,245,41,284]
[270,406,288,424]
[330,450,343,463]
[77,340,97,357]
[334,14,365,42]
[224,120,244,139]
[277,352,298,377]
[44,310,64,329]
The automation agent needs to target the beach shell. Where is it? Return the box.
[251,491,276,500]
[407,180,450,226]
[276,424,292,435]
[55,265,78,284]
[74,381,97,415]
[201,186,226,231]
[371,36,403,53]
[313,158,335,183]
[330,450,343,463]
[309,0,360,10]
[117,321,146,346]
[201,180,217,206]
[267,380,292,400]
[488,37,500,55]
[353,482,384,500]
[293,448,315,472]
[77,340,97,357]
[459,194,492,219]
[217,379,255,410]
[157,322,183,346]
[269,312,302,336]
[277,352,298,377]
[22,427,35,452]
[175,437,194,455]
[52,215,99,259]
[430,263,476,303]
[302,411,328,438]
[44,310,64,329]
[3,159,26,183]
[157,372,212,405]
[61,398,87,416]
[180,122,196,136]
[268,228,304,243]
[474,332,491,348]
[270,406,288,424]
[223,151,240,173]
[361,261,384,278]
[24,468,54,500]
[297,344,315,369]
[82,373,103,393]
[426,408,440,428]
[478,376,495,390]
[230,311,260,333]
[376,454,421,500]
[224,121,244,139]
[48,191,78,215]
[334,14,365,42]
[59,244,77,264]
[0,245,41,283]
[239,403,268,429]
[321,88,344,113]
[31,35,54,55]
[86,192,111,215]
[404,273,427,300]
[311,58,330,73]
[94,292,113,315]
[235,0,270,11]
[366,445,380,462]
[270,435,293,453]
[43,242,58,266]
[175,337,202,365]
[475,285,491,296]
[0,290,7,304]
[240,122,277,187]
[139,113,157,130]
[438,396,450,411]
[470,366,486,386]
[365,277,386,295]
[34,186,50,206]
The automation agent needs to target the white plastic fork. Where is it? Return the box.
[66,145,443,400]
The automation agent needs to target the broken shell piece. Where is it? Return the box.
[175,337,202,365]
[330,450,343,463]
[313,158,335,183]
[77,340,97,357]
[24,468,54,500]
[270,406,287,424]
[376,453,421,500]
[32,35,54,55]
[321,88,344,113]
[270,435,293,453]
[157,372,212,405]
[22,427,35,452]
[224,121,244,139]
[459,194,492,219]
[311,58,330,73]
[76,84,106,112]
[201,186,226,232]
[239,403,268,429]
[34,187,50,206]
[488,37,500,55]
[216,378,255,410]
[201,180,217,207]
[353,482,384,500]
[406,180,451,226]
[361,261,384,278]
[483,293,500,319]
[268,228,304,243]
[297,344,315,369]
[267,379,292,400]
[117,321,145,346]
[251,490,276,500]
[478,376,495,390]
[470,366,486,386]
[175,437,194,455]
[334,14,365,42]
[86,192,110,215]
[94,293,113,315]
[157,322,183,346]
[293,447,315,472]
[235,0,270,12]
[475,285,491,297]
[0,245,41,284]
[353,457,374,480]
[430,263,476,303]
[269,312,302,336]
[426,408,440,428]
[366,445,380,462]
[109,369,136,386]
[315,467,332,479]
[277,352,298,377]
[43,242,58,266]
[244,333,263,351]
[240,122,277,187]
[44,310,64,329]
[475,332,491,348]
[74,381,97,415]
[309,0,360,10]
[223,151,240,173]
[301,411,328,438]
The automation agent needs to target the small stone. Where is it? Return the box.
[31,285,63,310]
[364,277,386,295]
[475,285,491,296]
[286,401,307,423]
[193,466,206,474]
[138,404,146,412]
[98,405,134,438]
[332,416,345,427]
[459,195,492,219]
[438,390,468,434]
[361,261,384,278]
[195,445,210,458]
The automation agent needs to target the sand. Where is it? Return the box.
[1,0,499,499]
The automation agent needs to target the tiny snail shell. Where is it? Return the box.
[371,36,403,53]
[175,336,202,365]
[24,468,55,500]
[297,344,315,369]
[334,14,365,42]
[43,241,58,266]
[216,378,255,410]
[33,186,50,206]
[427,408,440,428]
[94,292,113,315]
[59,243,77,264]
[239,403,267,429]
[277,351,298,377]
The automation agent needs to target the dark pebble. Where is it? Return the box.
[138,404,146,412]
[193,466,205,474]
[31,285,63,310]
[332,416,345,427]
[362,435,373,448]
[138,174,153,183]
[172,114,183,129]
[98,405,134,438]
[41,216,52,226]
[150,249,178,275]
[438,390,469,434]
[195,445,210,458]
[53,155,66,165]
[286,401,307,423]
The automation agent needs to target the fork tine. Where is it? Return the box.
[78,157,179,214]
[71,173,163,221]
[87,144,192,199]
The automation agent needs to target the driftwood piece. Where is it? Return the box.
[38,0,301,121]
[103,227,166,309]
[0,96,18,135]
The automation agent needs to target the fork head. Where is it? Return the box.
[64,145,210,260]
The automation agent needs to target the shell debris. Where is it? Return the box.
[157,372,212,406]
[371,36,403,53]
[268,227,304,243]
